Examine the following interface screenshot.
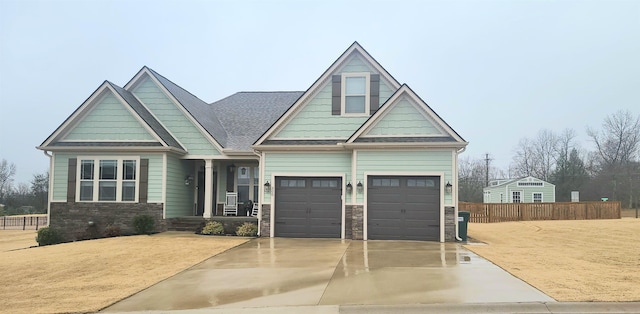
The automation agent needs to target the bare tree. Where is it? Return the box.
[586,110,640,207]
[510,129,559,181]
[0,159,16,203]
[587,110,640,168]
[458,156,506,202]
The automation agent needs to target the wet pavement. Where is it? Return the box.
[102,238,554,312]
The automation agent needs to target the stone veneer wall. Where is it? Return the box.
[49,202,165,242]
[444,206,456,242]
[259,204,271,237]
[349,205,363,240]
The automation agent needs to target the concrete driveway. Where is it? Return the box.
[102,238,553,312]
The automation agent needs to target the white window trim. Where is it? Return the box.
[533,192,543,203]
[341,72,370,116]
[76,156,140,203]
[512,190,522,203]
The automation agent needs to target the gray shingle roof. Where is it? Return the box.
[146,68,229,147]
[210,92,304,150]
[108,82,184,150]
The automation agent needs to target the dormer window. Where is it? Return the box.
[342,73,369,115]
[331,72,380,116]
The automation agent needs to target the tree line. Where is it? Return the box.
[459,110,640,208]
[0,159,48,216]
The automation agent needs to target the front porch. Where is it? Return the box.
[167,216,258,234]
[181,158,262,219]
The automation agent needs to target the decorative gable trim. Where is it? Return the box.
[38,81,179,152]
[254,42,402,146]
[123,67,226,153]
[346,84,467,145]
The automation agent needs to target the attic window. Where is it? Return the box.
[518,182,543,187]
[343,74,369,114]
[332,73,379,116]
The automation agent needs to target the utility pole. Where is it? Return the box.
[484,153,491,187]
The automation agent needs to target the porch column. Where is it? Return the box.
[203,159,214,218]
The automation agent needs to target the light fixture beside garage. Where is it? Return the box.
[446,181,453,193]
[264,181,271,193]
[346,182,353,193]
[357,181,363,192]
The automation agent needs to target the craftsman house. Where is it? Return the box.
[38,42,468,242]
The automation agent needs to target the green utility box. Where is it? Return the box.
[458,211,470,241]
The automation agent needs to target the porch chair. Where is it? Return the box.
[224,192,238,216]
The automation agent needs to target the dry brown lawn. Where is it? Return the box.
[0,231,249,314]
[465,218,640,302]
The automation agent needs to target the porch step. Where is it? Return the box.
[166,217,206,233]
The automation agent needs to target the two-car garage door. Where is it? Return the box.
[273,175,441,241]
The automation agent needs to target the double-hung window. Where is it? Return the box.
[533,192,543,203]
[512,191,522,203]
[78,157,139,202]
[342,73,370,115]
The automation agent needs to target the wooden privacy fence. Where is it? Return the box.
[460,202,621,223]
[1,214,48,230]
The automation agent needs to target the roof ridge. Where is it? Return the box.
[145,67,210,105]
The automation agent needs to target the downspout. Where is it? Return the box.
[43,150,53,227]
[455,147,466,242]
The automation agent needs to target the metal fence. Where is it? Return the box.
[460,202,621,223]
[1,215,48,230]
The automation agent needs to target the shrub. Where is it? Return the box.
[202,221,225,235]
[36,227,63,246]
[133,215,155,235]
[236,222,258,237]
[103,224,122,237]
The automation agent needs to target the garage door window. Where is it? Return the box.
[372,178,400,187]
[312,179,339,188]
[280,179,306,187]
[407,178,436,187]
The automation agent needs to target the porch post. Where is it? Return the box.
[203,159,214,218]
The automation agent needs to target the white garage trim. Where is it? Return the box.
[270,172,347,239]
[363,171,445,242]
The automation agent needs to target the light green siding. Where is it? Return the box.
[51,152,163,203]
[356,150,454,204]
[165,156,193,217]
[263,152,351,203]
[132,77,220,155]
[274,54,396,139]
[483,178,556,203]
[64,93,156,141]
[366,98,443,136]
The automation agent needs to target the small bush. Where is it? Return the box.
[133,215,155,235]
[36,227,63,246]
[202,221,225,235]
[103,224,122,237]
[236,222,258,237]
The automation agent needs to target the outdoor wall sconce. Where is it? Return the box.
[357,181,363,192]
[184,175,194,186]
[228,164,236,173]
[264,181,271,193]
[346,182,353,193]
[445,181,453,193]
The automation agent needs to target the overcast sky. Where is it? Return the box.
[1,0,639,185]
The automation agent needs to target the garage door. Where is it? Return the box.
[274,177,342,238]
[367,176,440,241]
